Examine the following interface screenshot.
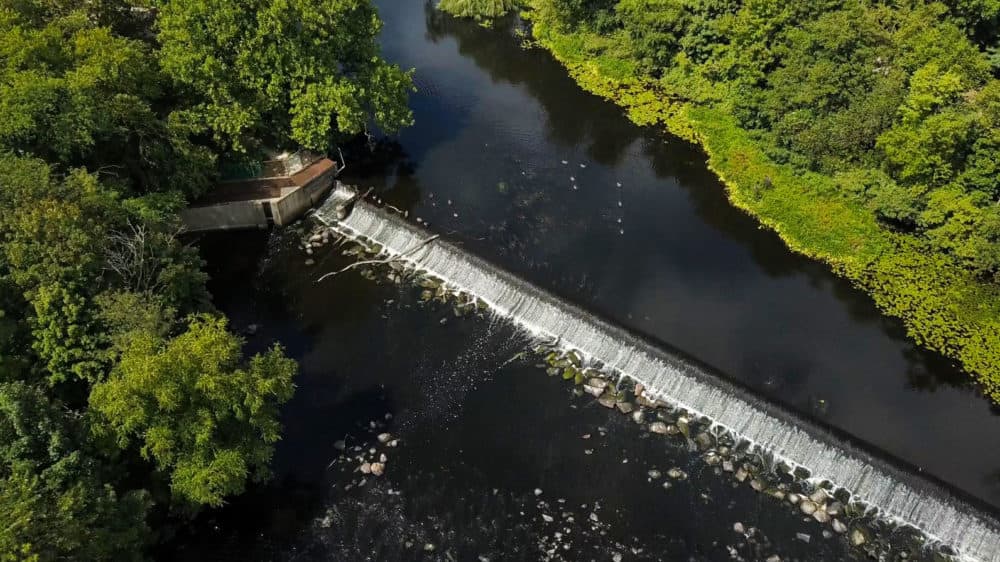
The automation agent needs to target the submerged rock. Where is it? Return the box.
[667,468,687,480]
[616,401,635,414]
[377,433,392,444]
[359,462,372,474]
[832,519,848,534]
[850,528,868,546]
[598,395,617,408]
[812,509,830,524]
[370,462,385,476]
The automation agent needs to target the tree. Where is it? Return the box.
[0,381,150,561]
[0,1,215,196]
[90,314,297,508]
[438,0,520,20]
[877,62,979,186]
[156,0,415,152]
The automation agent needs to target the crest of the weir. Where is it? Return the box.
[316,193,1000,562]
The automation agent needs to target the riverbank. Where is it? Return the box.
[525,14,1000,403]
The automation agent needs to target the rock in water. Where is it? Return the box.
[799,500,818,515]
[809,489,829,504]
[377,433,392,444]
[832,519,848,534]
[812,509,830,524]
[648,422,669,434]
[359,462,372,474]
[694,432,713,450]
[370,462,385,476]
[616,401,635,414]
[667,468,687,480]
[587,377,608,390]
[850,528,867,546]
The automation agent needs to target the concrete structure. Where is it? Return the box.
[180,153,343,233]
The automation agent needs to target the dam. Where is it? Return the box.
[315,191,1000,562]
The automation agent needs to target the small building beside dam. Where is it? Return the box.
[180,152,344,233]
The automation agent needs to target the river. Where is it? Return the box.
[169,2,1000,560]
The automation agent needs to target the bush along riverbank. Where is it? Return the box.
[508,1,1000,402]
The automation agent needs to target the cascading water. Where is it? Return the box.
[315,191,1000,562]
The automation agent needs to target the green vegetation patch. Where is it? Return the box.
[527,8,1000,401]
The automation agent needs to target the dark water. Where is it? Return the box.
[174,231,864,561]
[172,1,1000,558]
[359,3,1000,506]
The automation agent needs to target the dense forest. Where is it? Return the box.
[0,0,412,557]
[443,0,1000,400]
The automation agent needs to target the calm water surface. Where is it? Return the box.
[360,2,1000,506]
[172,1,1000,558]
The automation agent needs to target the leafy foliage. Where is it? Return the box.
[439,0,521,20]
[90,314,297,508]
[0,0,416,550]
[524,0,1000,399]
[156,0,415,151]
[0,381,150,561]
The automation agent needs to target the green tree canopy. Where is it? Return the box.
[0,381,150,561]
[0,0,215,195]
[157,0,415,152]
[90,313,297,508]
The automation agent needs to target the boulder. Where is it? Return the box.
[648,422,669,435]
[799,500,818,515]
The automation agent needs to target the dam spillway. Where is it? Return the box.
[315,195,1000,562]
